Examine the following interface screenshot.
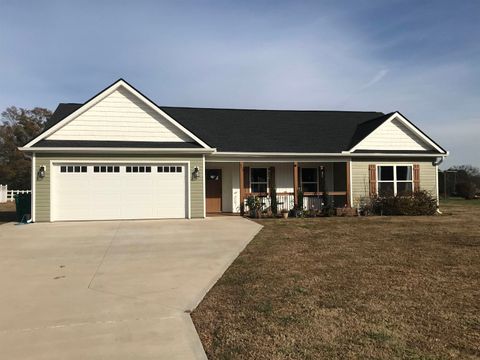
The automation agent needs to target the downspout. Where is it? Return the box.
[433,156,445,213]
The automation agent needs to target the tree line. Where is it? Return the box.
[0,106,52,189]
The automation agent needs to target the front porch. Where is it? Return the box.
[205,161,351,214]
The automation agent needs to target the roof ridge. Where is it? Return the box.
[357,111,394,125]
[160,106,384,113]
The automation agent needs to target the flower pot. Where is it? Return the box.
[282,212,288,219]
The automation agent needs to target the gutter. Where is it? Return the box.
[212,151,447,158]
[433,156,445,166]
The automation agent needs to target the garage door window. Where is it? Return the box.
[94,166,120,173]
[126,166,151,173]
[61,166,87,173]
[157,166,182,173]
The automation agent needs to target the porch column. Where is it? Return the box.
[293,161,299,206]
[346,160,351,207]
[239,161,245,215]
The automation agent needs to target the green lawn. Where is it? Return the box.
[192,202,480,359]
[440,197,480,207]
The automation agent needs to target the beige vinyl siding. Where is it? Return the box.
[34,153,204,222]
[351,158,437,206]
[47,87,192,142]
[355,119,431,151]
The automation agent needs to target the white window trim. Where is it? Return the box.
[376,164,414,196]
[300,167,318,193]
[250,167,269,193]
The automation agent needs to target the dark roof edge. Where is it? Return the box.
[347,112,393,150]
[34,140,202,149]
[395,111,447,154]
[161,106,384,113]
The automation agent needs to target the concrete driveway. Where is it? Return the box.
[0,217,261,359]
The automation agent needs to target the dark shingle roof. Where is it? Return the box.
[43,103,83,131]
[347,112,393,149]
[37,102,444,153]
[160,107,385,152]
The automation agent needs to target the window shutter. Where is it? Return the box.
[413,164,420,192]
[368,164,376,196]
[268,166,276,191]
[243,166,250,193]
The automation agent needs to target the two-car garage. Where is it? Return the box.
[51,163,189,221]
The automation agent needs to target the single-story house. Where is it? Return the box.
[20,79,448,222]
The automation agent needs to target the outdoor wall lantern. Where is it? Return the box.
[38,165,46,179]
[192,166,200,179]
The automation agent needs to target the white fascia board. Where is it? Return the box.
[392,112,446,154]
[18,146,216,154]
[349,112,446,154]
[23,79,213,150]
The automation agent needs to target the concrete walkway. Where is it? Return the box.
[0,217,262,359]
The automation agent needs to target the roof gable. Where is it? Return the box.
[349,112,446,153]
[24,79,212,149]
[46,86,192,142]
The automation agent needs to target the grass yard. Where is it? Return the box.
[0,202,16,224]
[192,200,480,359]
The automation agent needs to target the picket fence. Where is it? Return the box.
[0,185,31,203]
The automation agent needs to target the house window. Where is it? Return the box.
[377,165,413,196]
[251,168,268,193]
[301,168,318,193]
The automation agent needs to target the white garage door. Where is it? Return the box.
[52,163,188,221]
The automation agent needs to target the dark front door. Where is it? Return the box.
[206,169,222,213]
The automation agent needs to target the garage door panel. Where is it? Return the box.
[52,163,187,221]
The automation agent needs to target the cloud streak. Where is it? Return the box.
[360,69,389,90]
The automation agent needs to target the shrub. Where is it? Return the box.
[369,190,437,216]
[245,195,263,218]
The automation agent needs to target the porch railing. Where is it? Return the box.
[243,193,329,212]
[243,192,349,213]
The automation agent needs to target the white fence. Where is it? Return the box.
[0,186,31,203]
[0,185,6,203]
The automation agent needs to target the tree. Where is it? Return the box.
[448,165,480,199]
[0,106,51,189]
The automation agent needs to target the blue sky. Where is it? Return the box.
[1,0,479,167]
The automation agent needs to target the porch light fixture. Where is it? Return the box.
[38,165,46,179]
[192,166,200,179]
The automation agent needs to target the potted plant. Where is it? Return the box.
[246,195,263,218]
[281,209,289,219]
